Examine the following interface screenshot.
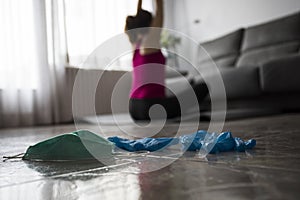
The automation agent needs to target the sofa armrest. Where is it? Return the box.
[259,54,300,93]
[165,68,188,78]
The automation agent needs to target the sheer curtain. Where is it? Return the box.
[64,0,153,68]
[0,0,70,128]
[0,0,152,128]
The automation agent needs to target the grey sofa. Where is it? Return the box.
[196,11,300,113]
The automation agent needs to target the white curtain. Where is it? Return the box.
[0,0,70,128]
[0,0,153,128]
[64,0,153,68]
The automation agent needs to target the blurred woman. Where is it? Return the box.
[125,0,208,120]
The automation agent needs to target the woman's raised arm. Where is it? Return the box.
[137,0,142,12]
[151,0,164,27]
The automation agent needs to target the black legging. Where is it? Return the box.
[129,82,208,120]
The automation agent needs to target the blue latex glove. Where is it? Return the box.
[180,130,256,153]
[108,130,256,153]
[108,137,179,152]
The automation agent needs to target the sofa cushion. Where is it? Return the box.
[219,66,262,99]
[241,12,300,52]
[237,41,300,67]
[165,75,194,97]
[194,66,261,100]
[200,55,238,69]
[198,29,244,68]
[259,54,300,93]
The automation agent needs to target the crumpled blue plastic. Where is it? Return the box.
[107,137,179,152]
[108,130,256,153]
[180,130,256,153]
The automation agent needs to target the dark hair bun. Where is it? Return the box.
[136,10,152,27]
[126,16,137,30]
[125,10,152,43]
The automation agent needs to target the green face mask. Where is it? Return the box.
[22,130,114,162]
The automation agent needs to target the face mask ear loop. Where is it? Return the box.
[112,151,150,163]
[112,150,150,156]
[3,153,25,162]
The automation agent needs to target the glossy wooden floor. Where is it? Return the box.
[1,114,300,200]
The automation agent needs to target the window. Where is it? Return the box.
[0,0,38,89]
[64,0,153,70]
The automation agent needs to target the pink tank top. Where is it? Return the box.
[130,45,166,99]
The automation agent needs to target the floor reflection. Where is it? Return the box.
[1,114,300,199]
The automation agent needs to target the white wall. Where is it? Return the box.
[171,0,300,42]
